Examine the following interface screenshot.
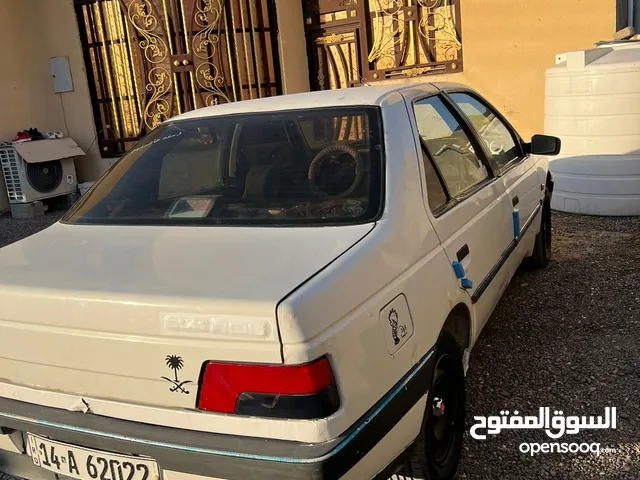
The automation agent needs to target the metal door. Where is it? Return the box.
[75,0,282,157]
[302,0,463,90]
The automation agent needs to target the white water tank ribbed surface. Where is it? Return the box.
[545,42,640,216]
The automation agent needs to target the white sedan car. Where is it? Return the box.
[0,83,559,480]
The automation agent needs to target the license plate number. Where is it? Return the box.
[27,433,159,480]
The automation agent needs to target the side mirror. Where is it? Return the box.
[530,134,561,156]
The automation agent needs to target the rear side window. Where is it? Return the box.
[63,108,384,226]
[413,96,488,197]
[421,150,447,212]
[449,93,521,171]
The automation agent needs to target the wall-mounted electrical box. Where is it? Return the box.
[49,56,74,93]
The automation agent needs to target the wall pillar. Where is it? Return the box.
[274,0,310,94]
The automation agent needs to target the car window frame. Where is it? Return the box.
[409,92,499,218]
[442,88,528,175]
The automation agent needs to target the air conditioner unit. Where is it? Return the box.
[0,139,84,204]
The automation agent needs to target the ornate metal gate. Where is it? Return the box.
[74,0,282,157]
[303,0,462,90]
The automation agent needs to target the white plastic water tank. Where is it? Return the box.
[545,41,640,216]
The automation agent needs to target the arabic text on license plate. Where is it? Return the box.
[27,433,159,480]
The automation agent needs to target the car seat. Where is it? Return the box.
[242,165,283,202]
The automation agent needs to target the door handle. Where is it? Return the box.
[512,195,520,207]
[456,244,469,262]
[452,245,473,290]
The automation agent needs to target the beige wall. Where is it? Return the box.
[421,0,616,140]
[37,0,107,180]
[275,0,311,94]
[0,1,58,210]
[281,0,616,140]
[0,0,616,211]
[0,0,102,212]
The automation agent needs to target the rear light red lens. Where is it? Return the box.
[198,357,338,418]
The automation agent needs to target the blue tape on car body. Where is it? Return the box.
[452,261,465,279]
[512,210,520,240]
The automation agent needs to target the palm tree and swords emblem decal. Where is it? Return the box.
[162,355,193,394]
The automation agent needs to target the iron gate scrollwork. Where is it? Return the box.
[74,0,282,157]
[303,0,463,90]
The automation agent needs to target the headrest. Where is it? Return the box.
[242,165,280,201]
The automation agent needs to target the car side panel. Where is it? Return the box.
[399,86,514,340]
[278,222,464,439]
[277,94,470,462]
[502,154,546,232]
[427,181,514,339]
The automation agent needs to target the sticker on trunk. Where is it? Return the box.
[161,355,192,394]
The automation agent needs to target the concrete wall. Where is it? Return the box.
[0,0,102,212]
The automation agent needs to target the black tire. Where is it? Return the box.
[390,332,465,480]
[526,199,552,270]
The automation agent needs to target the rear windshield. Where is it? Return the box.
[63,107,383,226]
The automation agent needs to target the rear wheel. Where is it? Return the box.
[390,332,465,480]
[526,199,552,269]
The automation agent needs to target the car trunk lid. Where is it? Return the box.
[0,222,372,410]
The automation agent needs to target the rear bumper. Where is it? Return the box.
[0,349,435,480]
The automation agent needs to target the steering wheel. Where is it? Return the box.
[308,144,365,198]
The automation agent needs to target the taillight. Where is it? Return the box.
[197,357,340,419]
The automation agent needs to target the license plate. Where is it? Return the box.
[27,433,160,480]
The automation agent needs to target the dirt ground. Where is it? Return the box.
[459,212,640,479]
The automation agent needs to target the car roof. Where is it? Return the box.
[170,82,466,122]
